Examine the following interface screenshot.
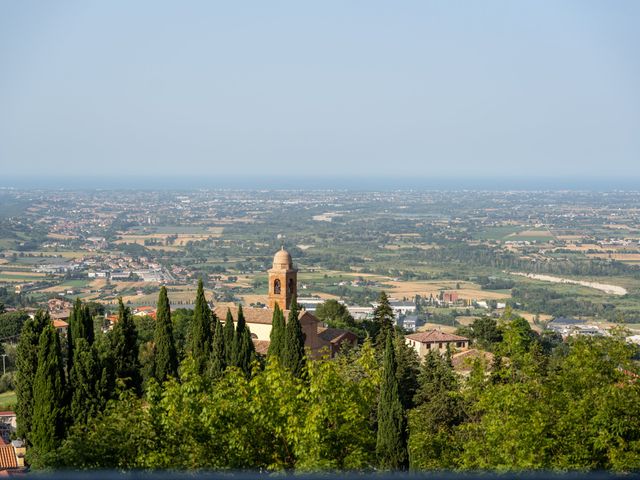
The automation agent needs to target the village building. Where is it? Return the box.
[0,411,24,473]
[213,248,357,358]
[0,439,26,473]
[133,306,157,319]
[405,330,469,359]
[52,319,69,335]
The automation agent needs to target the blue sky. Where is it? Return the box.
[1,1,639,182]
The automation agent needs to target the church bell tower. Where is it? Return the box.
[268,247,297,310]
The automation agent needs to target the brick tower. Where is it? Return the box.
[268,247,297,310]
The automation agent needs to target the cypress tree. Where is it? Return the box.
[69,338,105,426]
[239,325,255,376]
[70,298,94,346]
[231,305,245,366]
[232,305,255,376]
[187,279,212,374]
[376,333,408,470]
[67,299,78,373]
[267,302,285,361]
[282,296,306,377]
[223,308,235,366]
[374,291,395,351]
[153,286,179,382]
[395,334,420,410]
[209,315,225,379]
[31,324,67,456]
[68,299,95,375]
[80,304,94,345]
[109,298,142,394]
[15,310,49,441]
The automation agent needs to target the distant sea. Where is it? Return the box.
[1,175,639,191]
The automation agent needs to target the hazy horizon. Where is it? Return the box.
[2,174,640,191]
[1,1,639,179]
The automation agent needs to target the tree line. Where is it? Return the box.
[424,243,640,278]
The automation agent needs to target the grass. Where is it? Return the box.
[474,226,523,241]
[0,391,16,410]
[128,226,223,234]
[0,274,47,282]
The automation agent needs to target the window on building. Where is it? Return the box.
[274,279,281,294]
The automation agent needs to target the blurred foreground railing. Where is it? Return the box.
[20,471,640,480]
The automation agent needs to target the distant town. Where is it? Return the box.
[1,188,639,342]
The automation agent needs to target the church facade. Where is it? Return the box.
[213,248,356,357]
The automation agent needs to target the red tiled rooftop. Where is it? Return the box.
[253,340,270,356]
[52,319,68,329]
[213,305,317,325]
[0,445,17,469]
[318,327,357,344]
[406,330,468,343]
[451,348,494,371]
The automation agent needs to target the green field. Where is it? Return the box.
[129,226,216,234]
[0,391,16,410]
[0,273,47,282]
[474,226,524,240]
[474,226,552,242]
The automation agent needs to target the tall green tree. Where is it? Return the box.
[70,298,95,346]
[15,310,49,440]
[268,303,285,361]
[373,291,395,350]
[223,308,235,367]
[468,316,502,350]
[66,298,79,374]
[394,334,420,410]
[153,286,179,382]
[68,299,95,376]
[69,338,105,427]
[408,350,464,470]
[232,305,255,376]
[209,315,225,379]
[31,324,67,456]
[376,333,407,470]
[282,297,306,378]
[188,279,212,374]
[109,299,142,394]
[315,299,356,329]
[0,310,28,339]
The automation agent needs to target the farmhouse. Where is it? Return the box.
[405,330,469,359]
[213,248,357,358]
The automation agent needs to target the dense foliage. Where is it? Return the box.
[13,290,640,472]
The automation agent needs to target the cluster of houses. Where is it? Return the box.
[0,412,26,472]
[546,317,608,338]
[27,253,172,285]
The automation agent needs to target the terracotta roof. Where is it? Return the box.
[272,247,293,269]
[406,330,468,343]
[253,340,270,356]
[317,327,357,344]
[0,445,17,469]
[52,319,68,329]
[136,306,155,312]
[213,305,318,326]
[451,349,494,371]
